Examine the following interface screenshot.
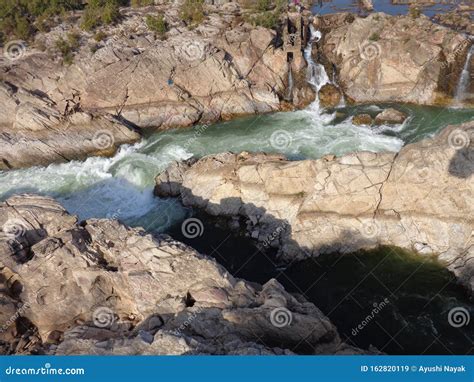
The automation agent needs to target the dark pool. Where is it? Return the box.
[169,215,474,355]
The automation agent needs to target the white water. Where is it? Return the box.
[287,63,294,100]
[0,26,414,231]
[455,44,473,102]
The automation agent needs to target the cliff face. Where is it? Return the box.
[0,194,368,355]
[321,13,471,105]
[155,121,474,295]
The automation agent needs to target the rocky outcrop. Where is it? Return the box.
[433,7,474,35]
[0,194,365,355]
[322,13,472,104]
[0,82,140,170]
[0,3,297,169]
[155,122,474,294]
[1,4,287,130]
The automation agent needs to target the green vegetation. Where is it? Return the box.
[81,0,126,31]
[409,6,421,19]
[243,0,286,30]
[0,0,83,41]
[146,14,167,37]
[369,32,380,41]
[180,0,205,27]
[0,0,129,41]
[131,0,154,7]
[55,30,80,65]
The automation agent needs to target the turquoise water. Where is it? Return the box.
[0,103,473,232]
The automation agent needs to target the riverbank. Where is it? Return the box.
[0,1,472,170]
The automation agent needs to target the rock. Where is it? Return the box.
[0,4,288,132]
[359,0,374,11]
[434,9,474,35]
[318,84,342,108]
[155,122,474,295]
[0,82,141,170]
[352,114,373,126]
[0,194,363,355]
[322,13,471,104]
[374,108,407,125]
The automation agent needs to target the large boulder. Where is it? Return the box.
[374,108,408,125]
[318,84,342,108]
[156,121,474,295]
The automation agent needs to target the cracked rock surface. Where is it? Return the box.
[0,194,369,355]
[155,122,474,295]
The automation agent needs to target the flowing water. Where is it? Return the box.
[455,44,474,103]
[0,27,473,355]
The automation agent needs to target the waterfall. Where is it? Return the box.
[287,63,294,100]
[304,25,330,93]
[455,44,473,103]
[303,25,334,121]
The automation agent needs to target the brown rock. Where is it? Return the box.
[352,114,373,125]
[374,108,408,125]
[318,84,342,108]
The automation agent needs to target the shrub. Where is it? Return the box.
[369,32,380,41]
[94,30,107,42]
[81,0,124,31]
[55,31,80,65]
[131,0,154,7]
[409,6,421,19]
[0,0,83,40]
[180,0,205,26]
[256,0,272,11]
[146,14,167,36]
